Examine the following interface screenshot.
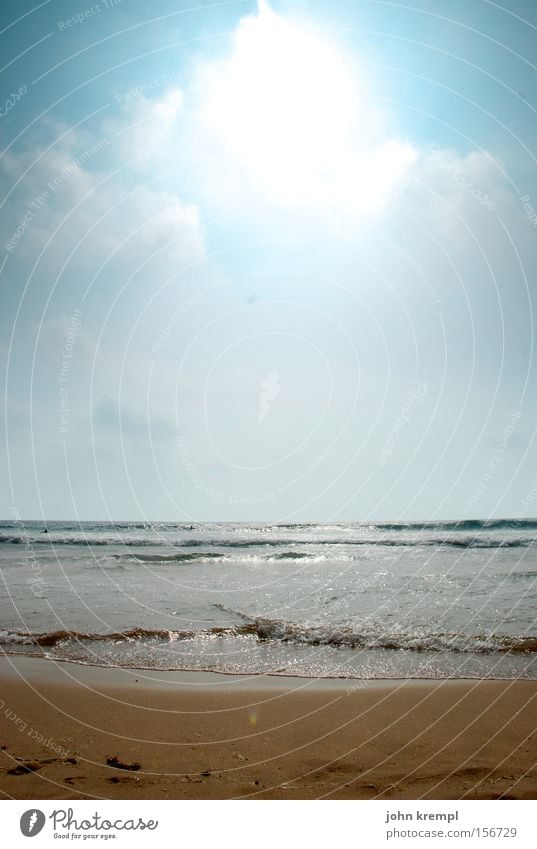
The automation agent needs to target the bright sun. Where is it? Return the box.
[202,0,415,215]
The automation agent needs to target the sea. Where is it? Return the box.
[1,519,536,680]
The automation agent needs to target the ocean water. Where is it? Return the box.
[1,519,536,679]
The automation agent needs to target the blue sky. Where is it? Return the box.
[1,0,537,521]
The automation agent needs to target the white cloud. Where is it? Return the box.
[111,86,184,164]
[0,106,204,273]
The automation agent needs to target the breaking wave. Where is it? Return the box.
[2,621,537,655]
[3,533,535,551]
[109,552,226,564]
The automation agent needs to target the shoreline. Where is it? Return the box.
[1,656,536,800]
[3,652,531,687]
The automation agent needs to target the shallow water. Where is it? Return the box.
[1,519,536,679]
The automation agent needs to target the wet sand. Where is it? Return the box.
[0,656,536,800]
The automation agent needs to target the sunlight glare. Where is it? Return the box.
[202,1,415,214]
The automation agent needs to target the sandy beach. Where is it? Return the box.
[0,656,536,800]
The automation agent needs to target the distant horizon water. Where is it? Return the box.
[5,515,536,527]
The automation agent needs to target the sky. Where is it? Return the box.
[1,0,537,522]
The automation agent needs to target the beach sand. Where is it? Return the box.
[0,656,536,800]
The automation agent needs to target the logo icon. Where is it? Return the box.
[258,369,281,426]
[20,809,46,837]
